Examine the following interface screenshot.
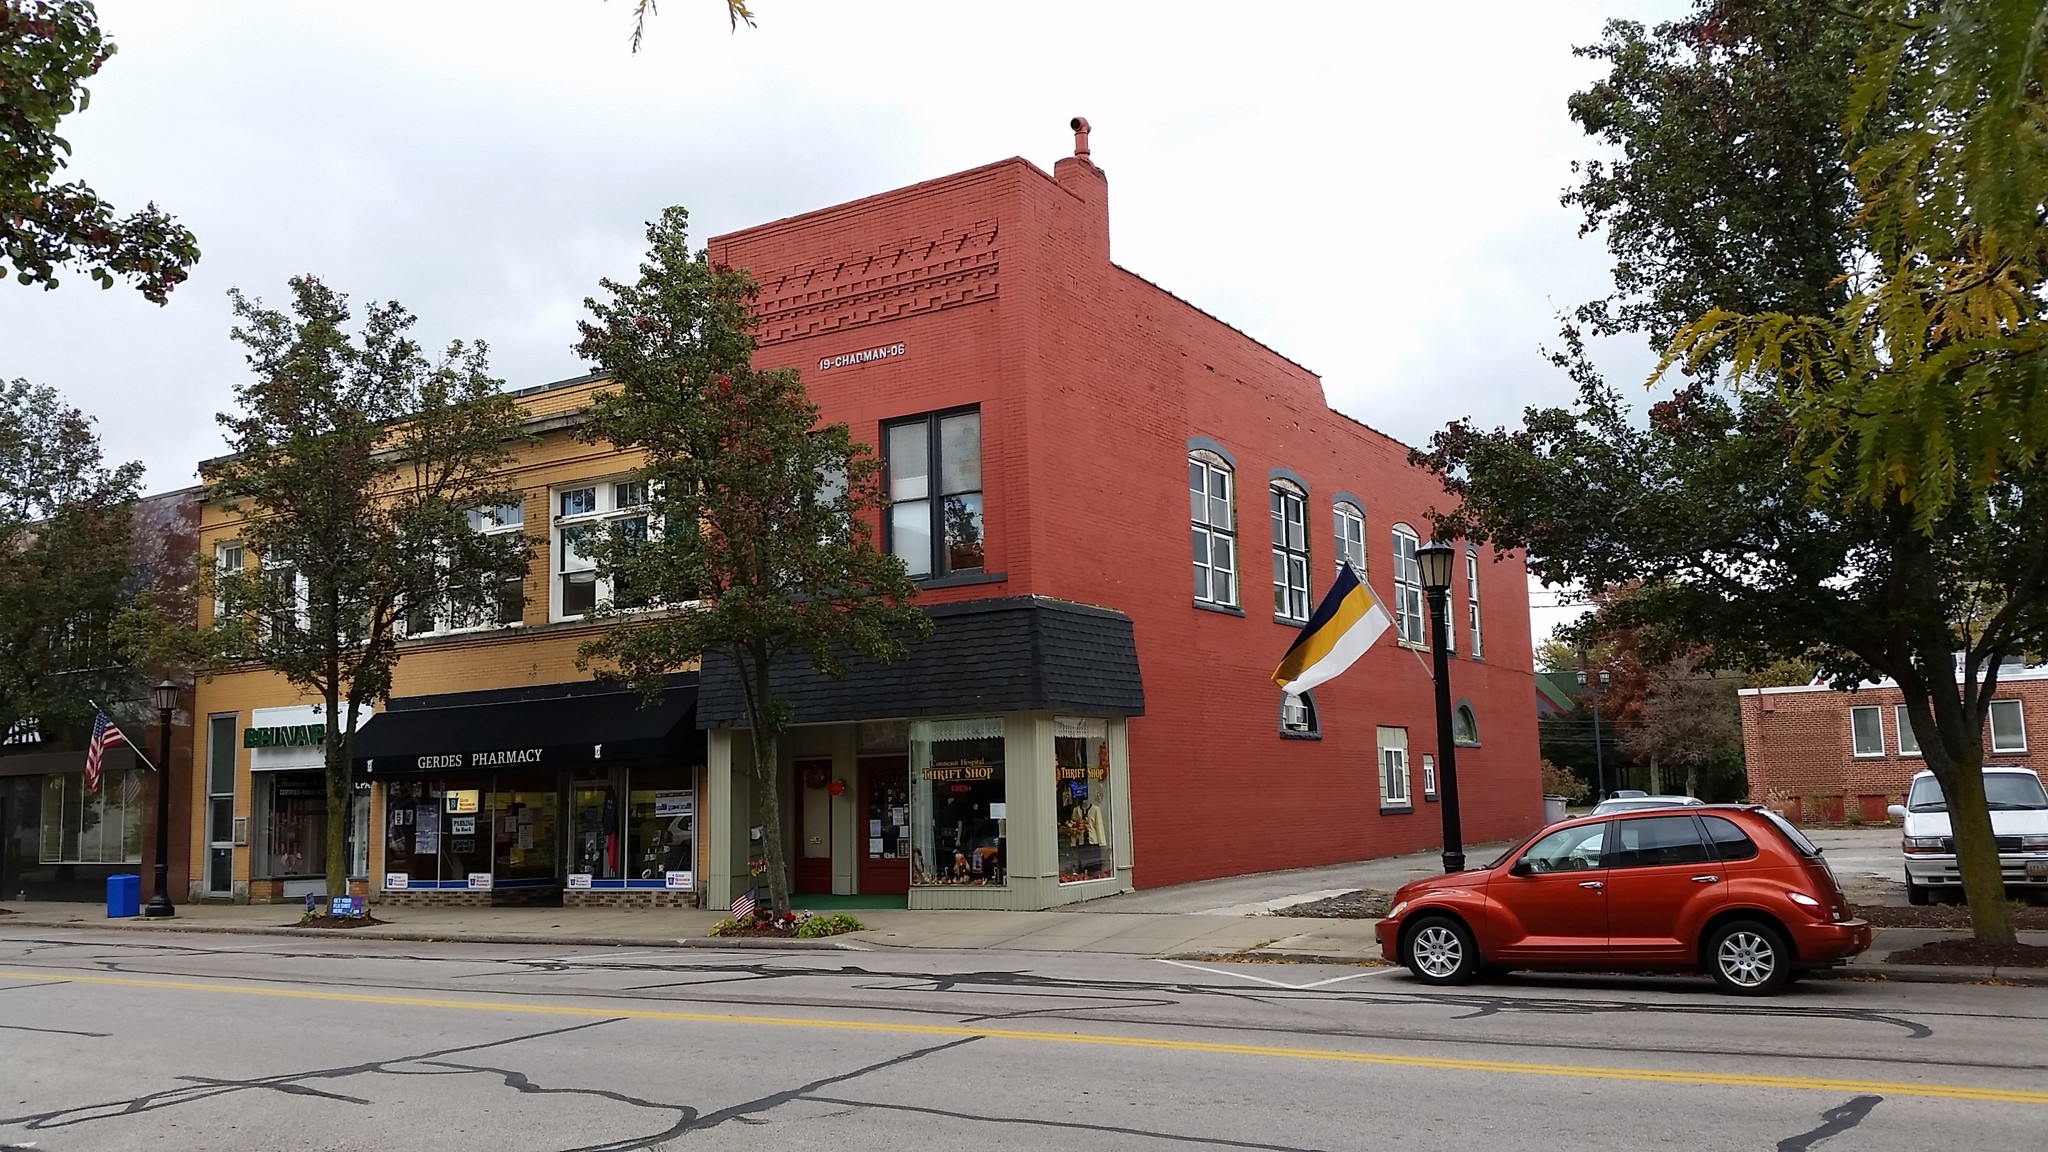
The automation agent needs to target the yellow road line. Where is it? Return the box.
[6,968,2045,1106]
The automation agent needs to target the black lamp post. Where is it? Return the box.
[143,679,177,918]
[1575,666,1611,801]
[1414,541,1464,873]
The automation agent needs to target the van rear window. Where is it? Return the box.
[1759,809,1821,858]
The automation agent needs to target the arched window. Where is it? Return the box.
[1466,545,1483,659]
[1390,524,1425,645]
[1270,480,1309,622]
[1280,691,1319,738]
[1190,451,1237,608]
[1453,703,1479,746]
[1334,500,1365,577]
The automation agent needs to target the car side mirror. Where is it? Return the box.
[1509,857,1533,877]
[1886,804,1909,822]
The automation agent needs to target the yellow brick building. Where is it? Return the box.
[186,373,707,906]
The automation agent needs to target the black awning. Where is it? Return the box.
[354,677,699,781]
[696,596,1144,727]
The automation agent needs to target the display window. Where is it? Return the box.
[570,772,624,881]
[492,778,559,883]
[258,773,329,877]
[38,769,144,864]
[628,766,695,886]
[910,717,1006,887]
[1054,717,1114,883]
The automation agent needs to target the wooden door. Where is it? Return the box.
[793,758,834,895]
[858,755,910,895]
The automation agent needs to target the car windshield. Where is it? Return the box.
[1906,773,2048,812]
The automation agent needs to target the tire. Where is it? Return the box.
[1906,876,1930,906]
[1706,919,1793,996]
[1402,915,1482,986]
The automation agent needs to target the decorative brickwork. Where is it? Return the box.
[561,890,700,909]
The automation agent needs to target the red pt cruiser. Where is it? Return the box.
[1375,806,1871,995]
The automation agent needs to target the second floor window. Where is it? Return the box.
[408,501,528,636]
[1271,481,1309,622]
[554,480,651,620]
[1391,524,1425,645]
[1191,452,1237,607]
[885,409,983,579]
[1334,501,1365,576]
[1466,545,1483,659]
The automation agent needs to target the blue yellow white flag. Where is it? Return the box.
[1271,563,1392,696]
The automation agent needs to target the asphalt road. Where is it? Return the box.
[2,928,2044,1151]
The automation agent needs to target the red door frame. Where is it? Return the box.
[858,755,910,896]
[793,758,834,895]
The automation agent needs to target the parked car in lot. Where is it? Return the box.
[1887,767,2048,905]
[1376,806,1871,995]
[1590,795,1706,816]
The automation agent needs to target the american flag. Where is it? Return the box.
[730,889,756,920]
[85,711,129,793]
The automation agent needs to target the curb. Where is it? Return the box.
[0,919,863,951]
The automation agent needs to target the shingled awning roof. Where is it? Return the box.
[696,596,1144,727]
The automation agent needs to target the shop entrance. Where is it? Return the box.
[859,755,910,895]
[793,758,834,895]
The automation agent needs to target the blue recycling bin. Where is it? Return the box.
[106,874,140,919]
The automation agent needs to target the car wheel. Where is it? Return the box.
[1706,919,1792,996]
[1403,915,1481,986]
[1906,876,1930,906]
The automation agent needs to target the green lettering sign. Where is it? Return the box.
[243,724,325,749]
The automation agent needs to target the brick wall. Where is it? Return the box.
[712,133,1545,889]
[1740,672,2048,821]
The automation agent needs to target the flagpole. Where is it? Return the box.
[86,699,158,772]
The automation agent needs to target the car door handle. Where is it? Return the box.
[1691,875,1720,884]
[1578,881,1604,889]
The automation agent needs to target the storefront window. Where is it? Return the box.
[627,766,694,886]
[569,772,623,880]
[441,786,490,882]
[258,773,329,877]
[38,770,144,864]
[492,778,559,883]
[1054,718,1114,883]
[910,717,1006,887]
[383,780,442,883]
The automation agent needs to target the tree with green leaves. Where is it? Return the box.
[0,377,142,741]
[127,278,533,897]
[1649,0,2048,943]
[1420,0,2048,944]
[574,207,929,919]
[2,0,198,302]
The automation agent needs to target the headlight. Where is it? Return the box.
[2022,835,2048,851]
[1787,891,1821,908]
[1902,836,1945,853]
[1388,900,1409,919]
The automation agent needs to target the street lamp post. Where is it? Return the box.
[1576,666,1611,801]
[143,680,177,919]
[1414,541,1464,873]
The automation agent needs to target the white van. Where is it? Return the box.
[1887,767,2048,905]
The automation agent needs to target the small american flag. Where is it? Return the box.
[85,711,129,793]
[730,889,756,920]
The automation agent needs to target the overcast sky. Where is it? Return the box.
[2,0,1693,639]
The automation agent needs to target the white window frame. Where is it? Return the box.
[257,550,308,641]
[551,479,656,622]
[1421,752,1437,797]
[1378,726,1411,808]
[1280,692,1317,737]
[1849,705,1885,758]
[1270,481,1310,622]
[1191,453,1238,608]
[211,540,246,625]
[1391,524,1425,646]
[1334,501,1366,577]
[407,501,528,637]
[1465,545,1483,659]
[1990,699,2029,754]
[1894,704,1921,757]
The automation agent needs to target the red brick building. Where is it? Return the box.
[1739,666,2048,822]
[686,121,1544,908]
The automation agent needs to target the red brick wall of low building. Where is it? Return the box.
[1740,675,2048,821]
[710,134,1543,888]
